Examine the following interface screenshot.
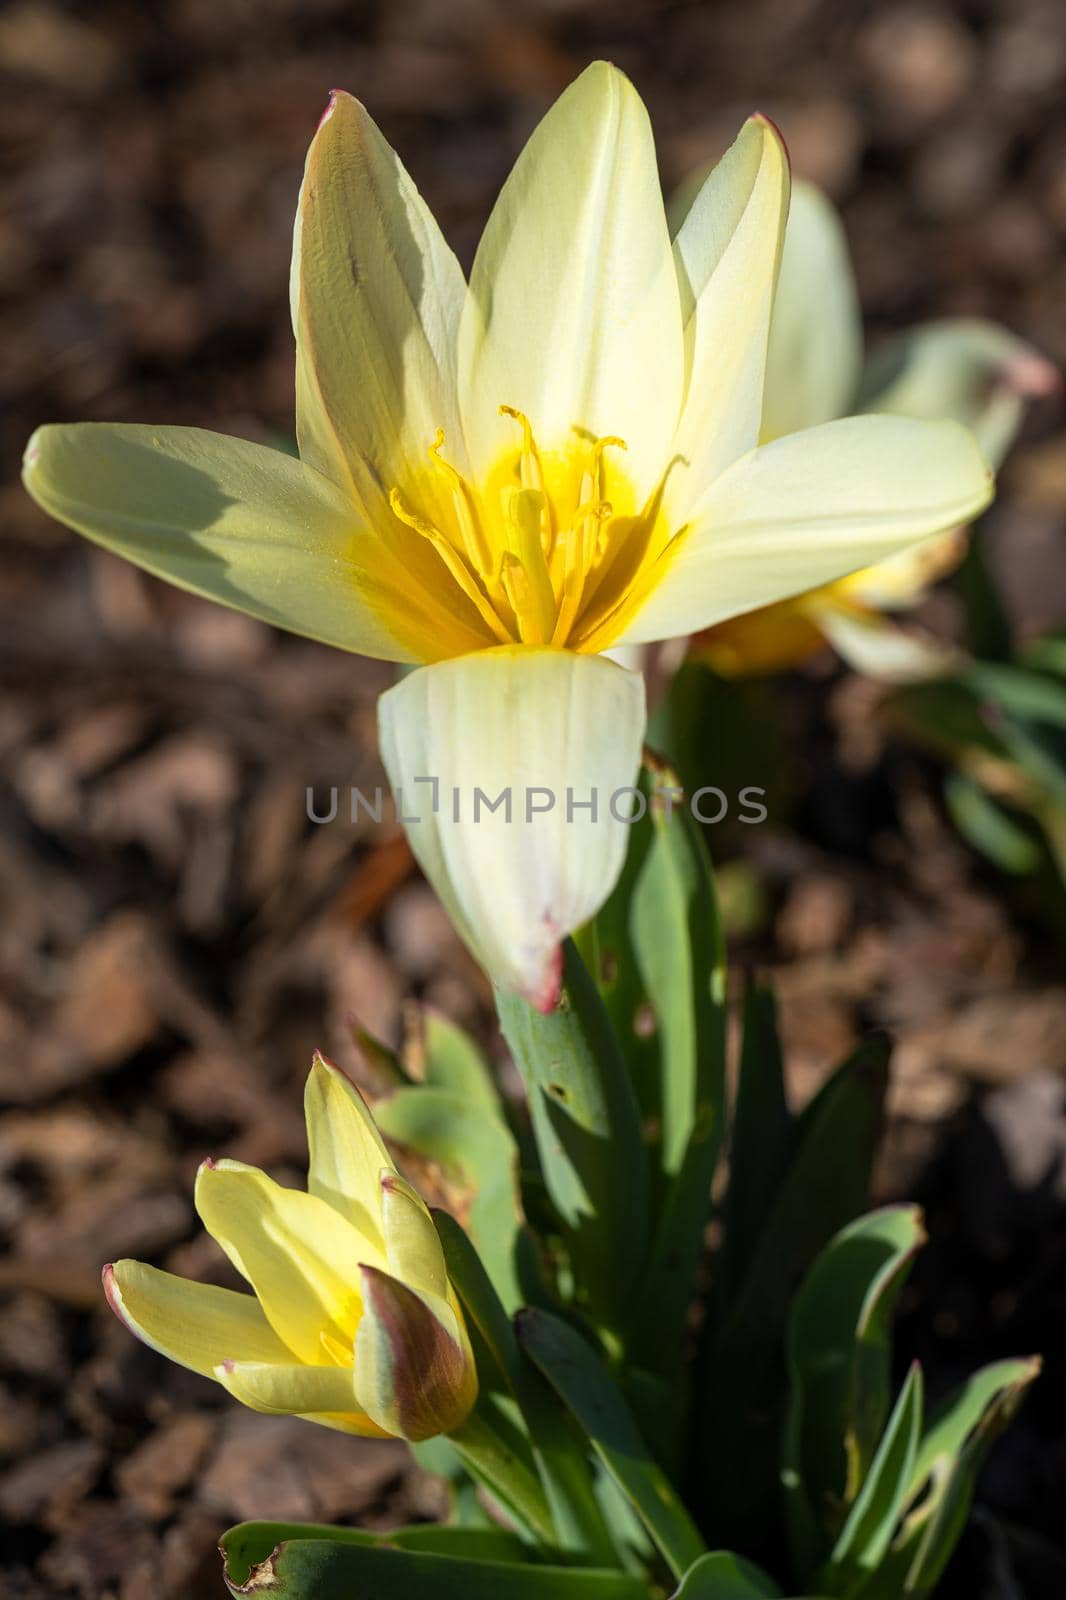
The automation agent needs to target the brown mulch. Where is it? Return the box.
[2,1,1065,1595]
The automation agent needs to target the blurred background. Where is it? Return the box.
[1,1,1065,1595]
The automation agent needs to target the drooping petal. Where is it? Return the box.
[292,90,468,523]
[760,180,863,443]
[458,62,684,502]
[22,423,424,661]
[814,604,964,682]
[669,115,790,512]
[380,1171,449,1302]
[102,1260,292,1378]
[304,1053,394,1245]
[355,1265,477,1441]
[377,647,646,1008]
[858,317,1061,468]
[617,415,993,645]
[215,1358,390,1435]
[194,1158,385,1364]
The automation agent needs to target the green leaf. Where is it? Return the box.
[449,1405,556,1547]
[670,1550,784,1597]
[374,1084,524,1312]
[819,1363,924,1594]
[944,771,1041,874]
[783,1206,926,1573]
[497,941,649,1335]
[626,778,728,1387]
[221,1520,533,1583]
[716,984,791,1310]
[435,1209,618,1567]
[695,1037,889,1558]
[421,1009,502,1114]
[221,1536,649,1599]
[852,1356,1041,1600]
[518,1307,706,1581]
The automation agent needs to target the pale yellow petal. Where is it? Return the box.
[380,1171,450,1303]
[213,1358,388,1436]
[103,1260,291,1378]
[291,89,468,524]
[378,647,646,1007]
[194,1158,383,1364]
[23,423,419,661]
[858,316,1061,468]
[618,415,993,645]
[761,180,863,442]
[458,62,683,502]
[670,116,790,511]
[815,605,964,682]
[304,1053,394,1244]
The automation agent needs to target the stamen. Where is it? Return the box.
[499,404,552,548]
[427,429,492,572]
[389,487,510,645]
[591,435,627,500]
[502,487,558,644]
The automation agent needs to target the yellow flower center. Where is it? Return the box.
[385,408,680,660]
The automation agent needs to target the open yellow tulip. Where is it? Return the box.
[103,1054,477,1441]
[689,181,1056,682]
[24,63,993,1006]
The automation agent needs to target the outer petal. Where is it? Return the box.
[305,1052,394,1246]
[355,1265,477,1441]
[377,647,646,1009]
[669,116,790,511]
[380,1171,449,1303]
[815,604,964,682]
[858,317,1061,468]
[23,423,419,662]
[617,415,993,645]
[458,62,684,501]
[195,1158,385,1364]
[292,90,468,521]
[102,1260,291,1377]
[215,1359,390,1436]
[760,181,863,442]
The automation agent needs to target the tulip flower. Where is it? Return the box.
[24,65,993,1006]
[689,181,1058,682]
[103,1054,477,1441]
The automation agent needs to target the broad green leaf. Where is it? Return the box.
[435,1209,618,1567]
[850,1357,1039,1600]
[630,771,727,1175]
[374,1084,524,1312]
[694,1038,889,1558]
[450,1404,556,1546]
[819,1364,923,1594]
[716,984,791,1310]
[671,1550,784,1597]
[421,1009,502,1114]
[221,1520,533,1583]
[221,1536,649,1599]
[944,771,1041,875]
[518,1307,706,1580]
[626,774,727,1388]
[783,1206,926,1573]
[497,941,649,1335]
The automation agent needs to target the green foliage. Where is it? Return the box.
[219,764,1037,1600]
[884,629,1066,929]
